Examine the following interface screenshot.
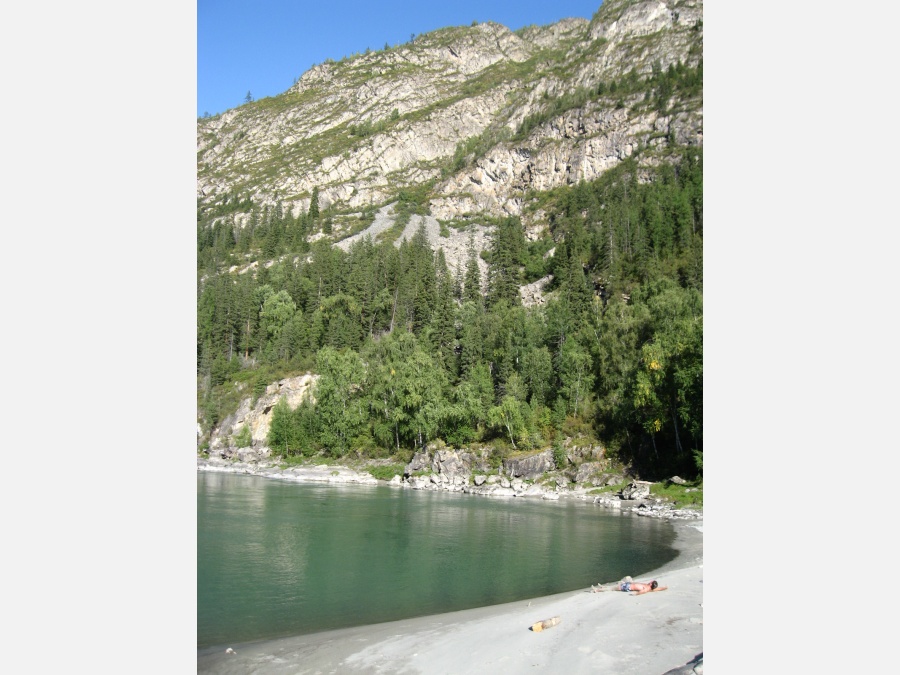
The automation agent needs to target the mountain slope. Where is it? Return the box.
[196,0,704,479]
[197,0,702,234]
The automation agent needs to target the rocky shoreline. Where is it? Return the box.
[197,449,702,522]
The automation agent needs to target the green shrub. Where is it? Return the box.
[552,442,567,469]
[488,444,511,469]
[367,464,406,481]
[444,424,480,448]
[649,480,703,508]
[588,484,622,495]
[251,376,268,405]
[233,425,253,448]
[279,455,306,467]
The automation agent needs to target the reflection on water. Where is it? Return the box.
[198,473,676,649]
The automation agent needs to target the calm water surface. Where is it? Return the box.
[197,472,676,648]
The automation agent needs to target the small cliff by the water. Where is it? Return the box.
[206,374,318,453]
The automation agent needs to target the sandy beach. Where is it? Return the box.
[198,516,702,674]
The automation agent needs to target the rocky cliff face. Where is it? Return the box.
[207,374,317,453]
[197,0,702,233]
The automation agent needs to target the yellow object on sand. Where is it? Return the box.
[531,616,561,632]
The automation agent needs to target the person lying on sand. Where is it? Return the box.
[591,576,667,595]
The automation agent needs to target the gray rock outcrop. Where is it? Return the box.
[519,275,553,307]
[405,451,431,475]
[620,480,652,500]
[574,461,605,485]
[431,448,467,478]
[502,450,556,480]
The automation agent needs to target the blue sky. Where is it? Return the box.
[198,0,606,117]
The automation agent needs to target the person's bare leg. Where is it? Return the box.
[592,575,632,592]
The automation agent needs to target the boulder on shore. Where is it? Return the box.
[620,480,651,500]
[502,450,554,480]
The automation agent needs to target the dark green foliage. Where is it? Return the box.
[252,374,268,403]
[552,441,567,469]
[313,347,367,455]
[395,182,434,217]
[362,330,447,450]
[431,250,458,375]
[266,395,319,456]
[486,217,526,308]
[267,398,294,452]
[308,186,320,221]
[462,235,483,304]
[198,147,703,479]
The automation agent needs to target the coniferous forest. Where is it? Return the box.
[197,145,702,481]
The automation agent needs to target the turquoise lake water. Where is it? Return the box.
[197,471,677,649]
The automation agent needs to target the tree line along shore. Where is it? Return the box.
[198,147,703,483]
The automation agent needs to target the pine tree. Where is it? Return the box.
[562,247,593,321]
[486,217,524,308]
[409,223,436,334]
[463,233,482,305]
[458,300,485,377]
[308,186,320,222]
[431,249,458,377]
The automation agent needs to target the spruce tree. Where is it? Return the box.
[463,233,482,305]
[308,186,320,222]
[409,223,436,334]
[431,249,458,377]
[486,217,524,308]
